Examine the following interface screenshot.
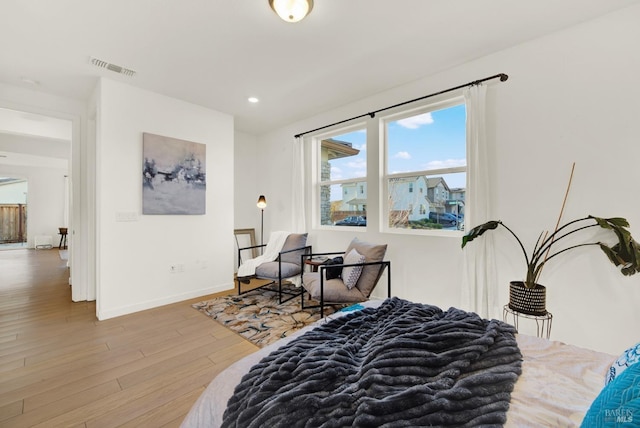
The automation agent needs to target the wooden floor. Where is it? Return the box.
[0,248,258,427]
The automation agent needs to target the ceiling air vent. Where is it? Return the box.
[90,57,136,77]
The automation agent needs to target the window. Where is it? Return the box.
[383,99,466,232]
[315,127,367,227]
[310,95,468,232]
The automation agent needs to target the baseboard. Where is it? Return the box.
[97,283,234,320]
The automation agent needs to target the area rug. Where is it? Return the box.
[192,284,344,347]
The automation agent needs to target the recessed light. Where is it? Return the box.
[248,97,259,103]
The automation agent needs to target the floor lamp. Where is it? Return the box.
[257,195,267,254]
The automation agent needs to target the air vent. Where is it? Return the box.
[90,57,136,77]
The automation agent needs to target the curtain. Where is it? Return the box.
[291,136,306,233]
[461,83,498,319]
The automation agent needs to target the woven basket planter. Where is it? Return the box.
[508,281,547,316]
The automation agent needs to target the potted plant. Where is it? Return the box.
[461,216,640,315]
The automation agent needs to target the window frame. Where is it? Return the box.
[380,96,467,236]
[311,122,368,229]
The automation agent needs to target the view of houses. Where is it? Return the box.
[321,139,465,230]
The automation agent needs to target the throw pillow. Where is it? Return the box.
[344,238,387,295]
[323,256,343,280]
[581,361,640,427]
[605,341,640,385]
[342,248,366,290]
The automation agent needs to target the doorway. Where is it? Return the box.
[0,177,28,249]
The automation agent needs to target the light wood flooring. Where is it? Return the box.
[0,248,258,427]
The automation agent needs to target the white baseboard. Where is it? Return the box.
[97,282,234,320]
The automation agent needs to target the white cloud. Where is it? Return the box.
[346,158,366,170]
[394,151,411,159]
[423,159,467,169]
[397,112,434,129]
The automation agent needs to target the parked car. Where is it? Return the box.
[335,215,367,226]
[428,212,458,227]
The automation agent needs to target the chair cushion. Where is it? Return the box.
[302,272,366,303]
[342,248,366,289]
[279,233,308,264]
[345,238,387,297]
[255,261,301,279]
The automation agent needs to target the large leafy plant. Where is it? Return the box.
[461,216,640,289]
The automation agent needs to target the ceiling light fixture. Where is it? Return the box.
[268,0,313,23]
[248,97,259,103]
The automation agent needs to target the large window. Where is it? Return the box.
[316,127,367,227]
[310,96,468,233]
[384,99,466,232]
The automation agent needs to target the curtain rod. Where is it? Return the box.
[294,72,508,139]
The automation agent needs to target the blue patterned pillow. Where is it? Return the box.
[605,342,640,386]
[581,362,640,427]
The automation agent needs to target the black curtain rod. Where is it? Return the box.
[294,72,508,139]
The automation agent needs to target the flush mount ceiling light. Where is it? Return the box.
[268,0,313,23]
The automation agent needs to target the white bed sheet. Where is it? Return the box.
[181,300,615,428]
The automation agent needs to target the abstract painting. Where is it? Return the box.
[142,132,206,215]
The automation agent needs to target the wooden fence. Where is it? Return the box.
[0,204,27,243]
[332,210,366,223]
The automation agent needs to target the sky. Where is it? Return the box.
[328,103,467,190]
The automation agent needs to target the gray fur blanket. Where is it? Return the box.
[222,297,522,427]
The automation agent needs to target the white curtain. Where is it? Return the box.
[291,136,306,233]
[461,84,498,319]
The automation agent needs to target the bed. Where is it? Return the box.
[181,297,622,427]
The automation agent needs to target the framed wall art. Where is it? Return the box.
[142,132,206,215]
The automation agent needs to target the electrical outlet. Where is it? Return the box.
[169,263,185,273]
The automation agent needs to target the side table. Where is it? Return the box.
[503,305,553,339]
[304,257,329,272]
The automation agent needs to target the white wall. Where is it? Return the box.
[251,5,640,354]
[95,78,234,319]
[0,180,27,203]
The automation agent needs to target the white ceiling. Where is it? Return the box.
[1,0,639,136]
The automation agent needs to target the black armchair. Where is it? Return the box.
[237,233,311,304]
[301,238,391,317]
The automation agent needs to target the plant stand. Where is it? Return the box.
[503,305,553,339]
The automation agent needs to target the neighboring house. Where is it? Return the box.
[426,177,450,214]
[388,176,431,222]
[340,181,367,212]
[448,188,466,218]
[340,175,463,225]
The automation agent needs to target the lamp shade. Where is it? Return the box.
[257,195,267,209]
[268,0,313,23]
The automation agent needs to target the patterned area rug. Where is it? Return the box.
[192,284,344,347]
